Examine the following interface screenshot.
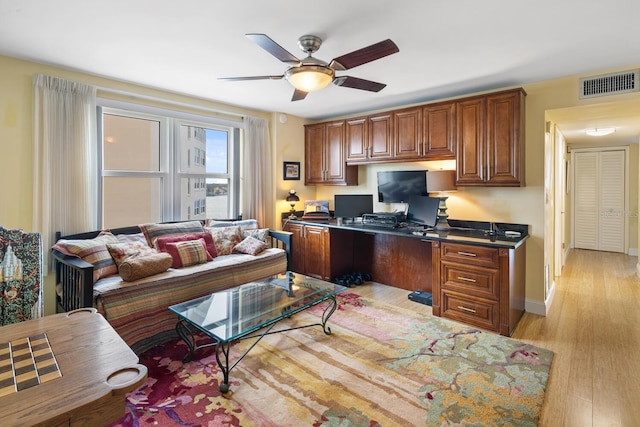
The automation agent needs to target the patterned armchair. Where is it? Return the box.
[0,227,43,325]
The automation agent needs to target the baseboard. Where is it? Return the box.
[628,247,638,256]
[525,280,555,317]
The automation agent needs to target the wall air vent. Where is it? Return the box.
[579,69,639,99]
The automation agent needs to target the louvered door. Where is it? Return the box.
[573,150,625,253]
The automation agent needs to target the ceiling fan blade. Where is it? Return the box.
[246,33,301,64]
[329,39,399,71]
[333,76,387,92]
[291,89,308,101]
[218,75,283,81]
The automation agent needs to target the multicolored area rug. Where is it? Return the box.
[109,293,552,426]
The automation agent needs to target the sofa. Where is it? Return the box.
[52,219,291,354]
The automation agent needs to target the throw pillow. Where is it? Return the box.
[206,225,243,256]
[115,232,148,244]
[106,241,158,269]
[164,238,212,268]
[156,232,217,259]
[233,236,268,256]
[242,228,269,243]
[118,252,173,282]
[139,221,205,248]
[52,232,119,282]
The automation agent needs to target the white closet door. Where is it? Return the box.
[573,150,625,253]
[574,152,598,250]
[598,151,625,252]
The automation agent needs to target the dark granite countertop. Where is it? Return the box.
[283,218,528,249]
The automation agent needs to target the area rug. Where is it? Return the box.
[109,292,552,426]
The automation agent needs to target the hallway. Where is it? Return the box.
[513,249,640,426]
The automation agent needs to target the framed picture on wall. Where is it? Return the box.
[283,161,300,180]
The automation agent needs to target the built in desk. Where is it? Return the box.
[282,219,528,336]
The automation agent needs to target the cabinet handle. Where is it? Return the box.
[457,251,477,257]
[457,305,477,313]
[457,276,477,283]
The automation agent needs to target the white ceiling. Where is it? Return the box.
[1,0,640,142]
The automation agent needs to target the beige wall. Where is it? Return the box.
[2,54,639,316]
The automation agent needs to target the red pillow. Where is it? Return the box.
[164,238,213,268]
[156,232,217,259]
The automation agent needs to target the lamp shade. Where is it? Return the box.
[286,189,300,202]
[285,65,334,92]
[427,170,457,193]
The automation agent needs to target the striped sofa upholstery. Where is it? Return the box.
[53,222,290,354]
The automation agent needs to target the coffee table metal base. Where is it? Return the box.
[175,295,338,393]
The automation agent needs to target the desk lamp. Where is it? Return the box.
[286,189,300,219]
[427,170,457,231]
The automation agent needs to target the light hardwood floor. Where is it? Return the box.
[350,249,640,427]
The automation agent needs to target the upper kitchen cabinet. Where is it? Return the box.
[423,101,456,160]
[456,88,525,187]
[346,113,394,163]
[392,107,423,160]
[305,121,358,186]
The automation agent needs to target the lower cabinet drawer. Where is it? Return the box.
[441,290,499,332]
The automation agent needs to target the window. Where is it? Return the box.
[99,104,240,229]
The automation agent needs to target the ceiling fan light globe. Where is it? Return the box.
[285,66,334,92]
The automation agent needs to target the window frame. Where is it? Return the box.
[97,99,242,227]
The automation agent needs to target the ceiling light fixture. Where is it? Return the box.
[585,127,616,136]
[284,65,335,92]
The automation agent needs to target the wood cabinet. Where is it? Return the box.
[282,223,353,281]
[392,107,423,160]
[456,88,525,186]
[346,113,394,163]
[423,101,456,159]
[305,121,358,185]
[432,240,526,336]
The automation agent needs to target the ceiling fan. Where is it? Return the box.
[219,33,399,101]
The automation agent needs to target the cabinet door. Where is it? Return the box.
[485,89,524,186]
[423,102,456,159]
[324,121,346,183]
[283,223,305,274]
[456,97,485,185]
[304,124,326,184]
[345,117,369,162]
[392,107,422,160]
[304,226,329,280]
[368,113,394,160]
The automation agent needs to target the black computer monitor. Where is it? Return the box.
[334,194,374,219]
[407,195,440,228]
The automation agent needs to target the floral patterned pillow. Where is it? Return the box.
[233,236,268,256]
[242,228,269,243]
[106,241,158,268]
[206,226,243,256]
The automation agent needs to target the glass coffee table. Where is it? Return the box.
[169,272,346,392]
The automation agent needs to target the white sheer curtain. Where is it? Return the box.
[33,75,98,272]
[242,116,273,226]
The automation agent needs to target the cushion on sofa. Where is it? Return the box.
[118,252,173,282]
[106,241,158,268]
[206,225,243,256]
[164,238,212,268]
[52,232,119,282]
[207,219,258,231]
[139,221,205,248]
[156,232,217,259]
[242,228,269,243]
[234,236,268,255]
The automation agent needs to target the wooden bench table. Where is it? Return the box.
[0,308,147,426]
